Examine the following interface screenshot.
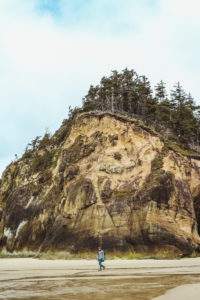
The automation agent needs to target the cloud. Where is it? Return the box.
[0,0,200,175]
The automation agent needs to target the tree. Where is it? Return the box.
[157,100,172,124]
[80,69,200,150]
[28,136,41,151]
[136,75,152,117]
[121,68,137,113]
[155,80,167,102]
[170,82,186,108]
[110,70,123,112]
[82,85,100,112]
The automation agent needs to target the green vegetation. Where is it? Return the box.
[22,150,33,160]
[114,189,134,198]
[31,150,55,173]
[18,68,200,171]
[80,69,200,152]
[87,163,92,170]
[38,131,51,149]
[0,249,198,260]
[39,251,97,260]
[38,250,197,260]
[64,135,96,164]
[21,133,59,174]
[0,250,38,258]
[151,147,169,172]
[107,251,199,260]
[151,155,164,171]
[167,141,200,157]
[53,117,74,145]
[17,68,200,170]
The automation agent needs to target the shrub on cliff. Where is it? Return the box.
[31,151,54,173]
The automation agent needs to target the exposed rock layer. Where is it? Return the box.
[1,112,200,254]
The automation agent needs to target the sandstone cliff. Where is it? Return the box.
[1,112,200,255]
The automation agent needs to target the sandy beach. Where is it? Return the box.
[0,258,200,299]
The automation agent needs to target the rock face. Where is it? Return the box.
[1,112,200,254]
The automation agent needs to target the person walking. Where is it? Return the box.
[98,247,105,271]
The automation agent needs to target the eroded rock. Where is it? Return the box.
[0,112,200,254]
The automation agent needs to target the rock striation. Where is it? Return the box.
[1,112,200,255]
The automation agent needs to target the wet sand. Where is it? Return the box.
[1,258,200,299]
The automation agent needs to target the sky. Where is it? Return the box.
[0,0,200,176]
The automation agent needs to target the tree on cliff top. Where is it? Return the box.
[81,69,200,150]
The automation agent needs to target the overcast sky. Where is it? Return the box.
[0,0,200,176]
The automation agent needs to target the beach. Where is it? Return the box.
[0,258,200,299]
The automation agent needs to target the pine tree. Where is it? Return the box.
[155,80,167,102]
[157,100,172,124]
[79,69,200,152]
[82,85,100,111]
[136,75,152,118]
[170,82,186,108]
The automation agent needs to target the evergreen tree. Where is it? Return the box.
[157,100,172,124]
[136,75,152,117]
[121,68,138,113]
[110,70,123,112]
[170,82,186,108]
[79,69,200,151]
[82,85,100,111]
[155,80,167,102]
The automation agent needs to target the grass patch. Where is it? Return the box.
[114,189,134,198]
[0,249,195,260]
[107,252,143,260]
[39,251,97,260]
[106,251,198,260]
[38,250,188,260]
[0,249,39,258]
[151,145,169,172]
[151,155,163,171]
[87,163,92,170]
[167,141,200,158]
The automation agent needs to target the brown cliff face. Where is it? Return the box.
[1,112,200,255]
